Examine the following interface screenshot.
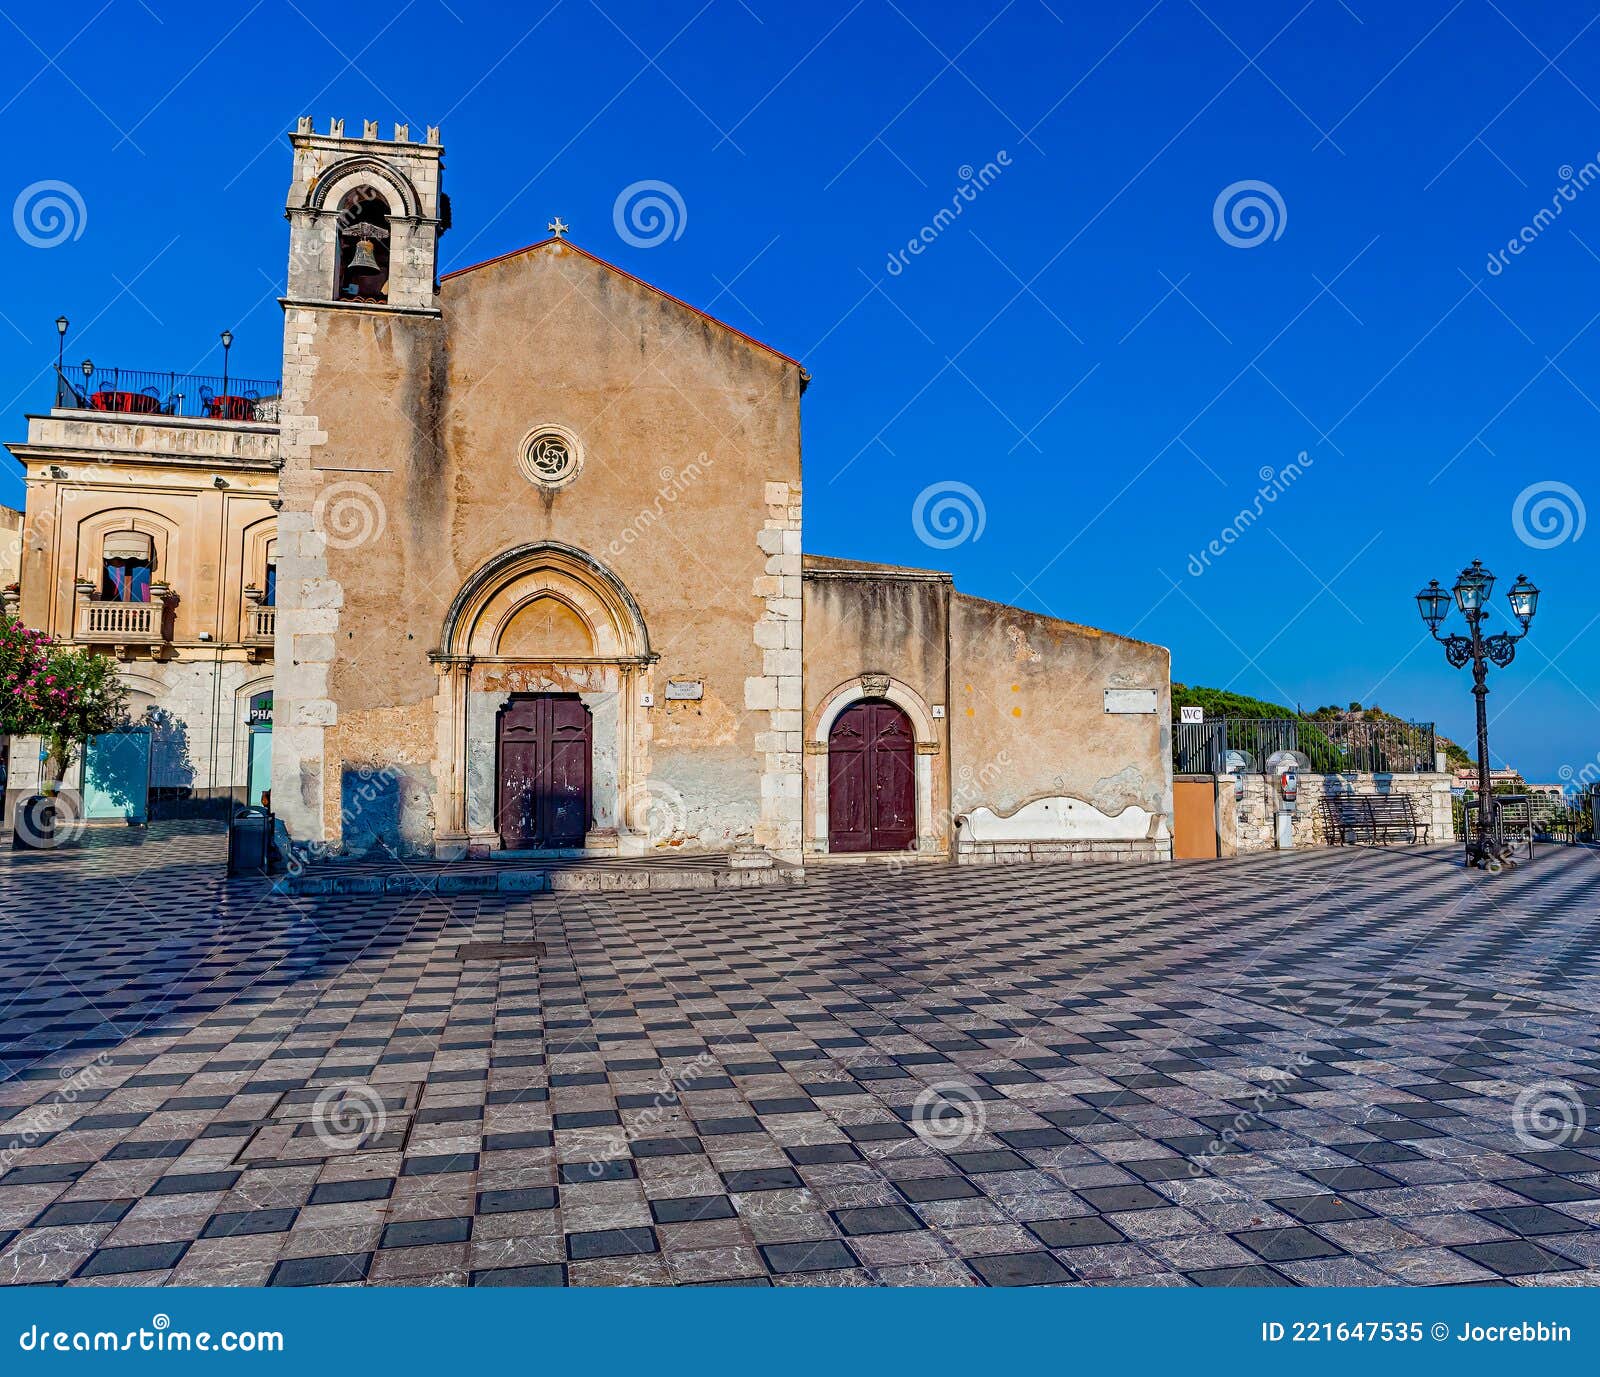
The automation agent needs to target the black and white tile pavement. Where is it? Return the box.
[1,826,1599,1287]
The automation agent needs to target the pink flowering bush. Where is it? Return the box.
[1,611,128,787]
[1,613,54,736]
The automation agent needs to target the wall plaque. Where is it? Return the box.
[666,680,704,701]
[1104,688,1158,715]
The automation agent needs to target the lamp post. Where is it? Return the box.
[220,329,233,398]
[1415,560,1540,871]
[55,315,68,374]
[80,357,93,406]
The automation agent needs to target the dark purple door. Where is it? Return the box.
[828,700,916,853]
[496,695,591,849]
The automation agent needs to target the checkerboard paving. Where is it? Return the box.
[2,827,1600,1287]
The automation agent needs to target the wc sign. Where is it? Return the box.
[1179,705,1204,724]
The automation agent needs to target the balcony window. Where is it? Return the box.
[100,532,154,603]
[264,562,276,607]
[103,559,151,602]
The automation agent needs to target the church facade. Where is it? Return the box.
[6,119,1173,867]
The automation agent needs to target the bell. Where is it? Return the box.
[347,238,381,274]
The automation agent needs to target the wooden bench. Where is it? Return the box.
[1320,793,1430,845]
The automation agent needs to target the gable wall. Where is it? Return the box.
[272,245,803,855]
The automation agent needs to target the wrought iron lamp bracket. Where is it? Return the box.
[1485,632,1519,668]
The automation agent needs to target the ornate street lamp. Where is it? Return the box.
[55,315,68,373]
[1416,560,1541,871]
[220,329,233,399]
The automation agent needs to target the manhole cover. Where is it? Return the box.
[455,941,545,961]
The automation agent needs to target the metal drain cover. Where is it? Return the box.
[455,941,546,961]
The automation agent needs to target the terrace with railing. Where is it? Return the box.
[1173,716,1438,776]
[54,365,281,425]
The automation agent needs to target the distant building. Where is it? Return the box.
[1453,766,1527,791]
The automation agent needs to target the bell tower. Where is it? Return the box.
[272,117,447,848]
[284,116,445,313]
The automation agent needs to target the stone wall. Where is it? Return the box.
[1222,771,1455,854]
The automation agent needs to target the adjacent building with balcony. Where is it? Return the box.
[3,395,280,820]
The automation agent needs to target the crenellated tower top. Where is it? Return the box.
[283,117,446,314]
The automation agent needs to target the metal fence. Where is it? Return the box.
[1174,716,1437,776]
[1452,790,1593,844]
[54,365,281,424]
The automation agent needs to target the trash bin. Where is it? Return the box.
[12,794,60,851]
[228,805,275,877]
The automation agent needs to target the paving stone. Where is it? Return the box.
[7,827,1600,1290]
[1028,1216,1126,1248]
[268,1252,371,1286]
[759,1240,857,1274]
[1452,1240,1581,1277]
[966,1251,1073,1286]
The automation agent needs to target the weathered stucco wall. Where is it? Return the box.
[800,559,952,855]
[273,239,804,858]
[0,506,21,589]
[948,593,1172,862]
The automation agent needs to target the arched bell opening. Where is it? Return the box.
[334,186,392,302]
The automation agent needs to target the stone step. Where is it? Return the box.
[269,861,802,897]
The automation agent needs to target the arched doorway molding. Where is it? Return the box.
[806,672,941,855]
[432,542,655,857]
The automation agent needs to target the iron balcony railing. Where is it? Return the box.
[54,365,281,424]
[1173,716,1438,776]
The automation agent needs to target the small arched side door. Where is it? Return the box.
[827,699,916,853]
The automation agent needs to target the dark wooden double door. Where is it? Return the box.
[828,699,916,853]
[496,694,592,850]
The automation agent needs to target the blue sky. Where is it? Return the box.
[1,0,1595,780]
